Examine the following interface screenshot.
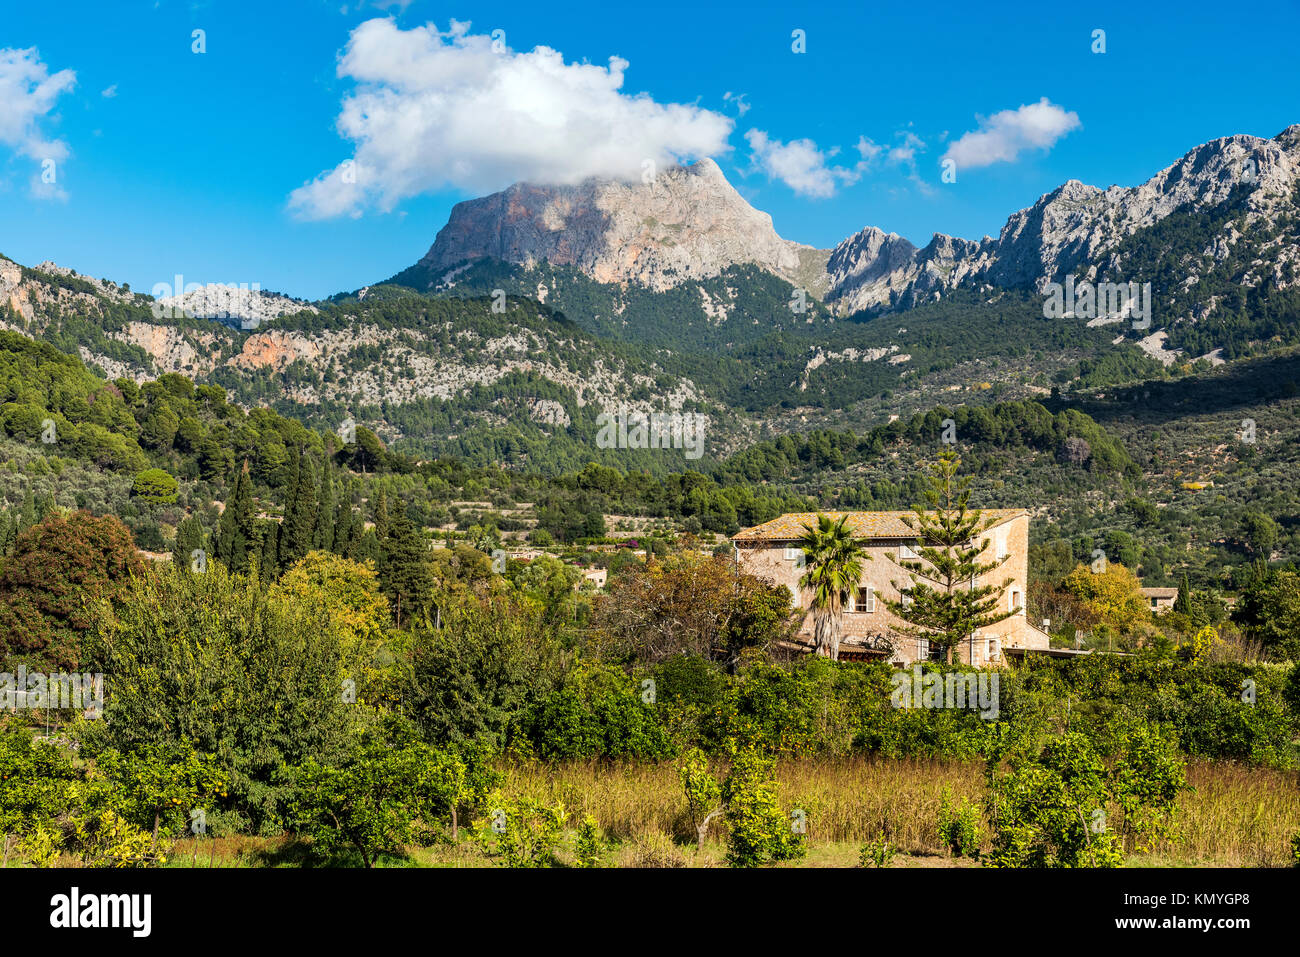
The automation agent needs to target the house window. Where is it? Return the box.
[899,544,918,561]
[917,637,929,658]
[853,586,876,613]
[784,546,802,562]
[1150,597,1159,609]
[1011,589,1022,613]
[900,590,913,609]
[988,637,1000,661]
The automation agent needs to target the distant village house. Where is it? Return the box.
[1141,586,1179,612]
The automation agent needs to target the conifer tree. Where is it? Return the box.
[259,521,280,581]
[333,494,355,559]
[19,488,37,532]
[0,509,17,556]
[280,447,317,568]
[380,514,432,628]
[213,463,255,575]
[173,513,206,571]
[1173,573,1193,616]
[373,490,390,542]
[885,450,1016,665]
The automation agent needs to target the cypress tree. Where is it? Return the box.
[259,520,280,581]
[280,447,317,568]
[334,499,354,558]
[213,463,255,574]
[173,513,206,571]
[0,509,15,556]
[380,515,432,628]
[373,490,390,542]
[19,488,37,532]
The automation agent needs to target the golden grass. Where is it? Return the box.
[145,757,1300,868]
[495,756,1300,866]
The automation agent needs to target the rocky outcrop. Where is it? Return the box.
[156,284,317,328]
[825,124,1300,314]
[113,321,223,376]
[419,159,816,292]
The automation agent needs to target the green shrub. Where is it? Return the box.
[722,747,805,868]
[516,661,673,760]
[859,834,897,868]
[474,796,568,868]
[573,814,603,868]
[937,788,983,858]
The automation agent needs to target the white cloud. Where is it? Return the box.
[0,47,76,179]
[888,130,925,165]
[943,98,1080,170]
[744,129,877,198]
[723,91,751,117]
[289,18,734,219]
[855,135,882,166]
[101,84,117,98]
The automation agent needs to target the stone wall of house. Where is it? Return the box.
[736,514,1043,666]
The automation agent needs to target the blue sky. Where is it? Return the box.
[2,0,1298,300]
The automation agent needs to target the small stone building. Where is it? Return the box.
[1140,586,1179,612]
[732,509,1050,666]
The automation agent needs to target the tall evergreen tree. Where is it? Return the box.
[213,463,255,575]
[380,515,432,628]
[0,509,17,557]
[314,461,336,553]
[18,488,37,532]
[1173,572,1193,616]
[173,513,206,571]
[259,521,280,581]
[372,490,390,543]
[333,494,355,559]
[280,447,317,568]
[885,450,1016,665]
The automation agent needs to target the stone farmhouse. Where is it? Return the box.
[732,509,1051,666]
[1140,586,1179,612]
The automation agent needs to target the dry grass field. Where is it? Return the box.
[144,757,1300,868]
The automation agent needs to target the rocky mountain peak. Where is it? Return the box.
[1275,123,1300,151]
[823,124,1300,313]
[417,159,813,292]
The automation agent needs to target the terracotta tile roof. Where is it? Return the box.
[1140,587,1179,598]
[732,509,1027,543]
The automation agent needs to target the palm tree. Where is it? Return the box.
[797,513,868,660]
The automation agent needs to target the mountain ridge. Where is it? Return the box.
[399,123,1300,334]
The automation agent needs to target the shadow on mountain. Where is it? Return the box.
[1063,351,1300,425]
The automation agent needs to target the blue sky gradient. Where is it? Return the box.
[2,0,1298,299]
